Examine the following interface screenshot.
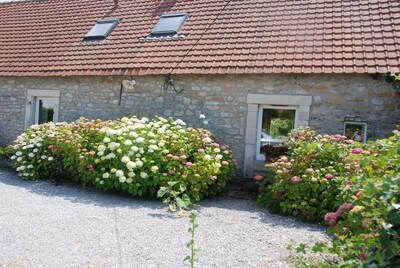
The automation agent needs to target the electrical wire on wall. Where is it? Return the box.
[163,0,232,93]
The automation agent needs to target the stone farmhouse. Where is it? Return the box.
[0,0,399,181]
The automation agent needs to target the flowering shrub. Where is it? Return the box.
[321,129,400,267]
[9,116,236,206]
[261,144,288,162]
[257,127,358,221]
[257,126,400,266]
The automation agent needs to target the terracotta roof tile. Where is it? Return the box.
[0,0,399,76]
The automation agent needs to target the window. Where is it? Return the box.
[244,94,312,178]
[83,19,119,41]
[150,13,188,37]
[35,98,57,124]
[256,106,298,160]
[344,122,367,143]
[25,90,60,128]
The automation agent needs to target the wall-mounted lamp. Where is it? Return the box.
[164,74,184,93]
[122,79,136,90]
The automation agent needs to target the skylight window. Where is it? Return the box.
[83,19,119,41]
[151,13,188,37]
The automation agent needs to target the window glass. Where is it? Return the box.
[84,19,119,41]
[344,122,367,143]
[35,97,58,125]
[259,108,296,155]
[151,13,188,36]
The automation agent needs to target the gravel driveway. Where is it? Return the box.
[0,168,329,268]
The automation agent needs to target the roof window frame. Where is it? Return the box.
[83,18,120,41]
[150,12,188,37]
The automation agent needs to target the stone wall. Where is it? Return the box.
[0,74,399,183]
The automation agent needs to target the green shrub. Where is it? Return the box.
[258,127,359,221]
[10,116,236,206]
[322,130,400,267]
[258,126,399,267]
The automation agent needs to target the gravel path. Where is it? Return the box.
[0,168,329,268]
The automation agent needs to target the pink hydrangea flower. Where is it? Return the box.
[325,173,334,180]
[336,202,353,216]
[180,155,187,160]
[356,191,363,198]
[334,134,342,139]
[172,156,179,160]
[324,212,338,222]
[291,176,301,183]
[306,168,314,173]
[197,148,205,153]
[253,175,264,181]
[211,143,220,148]
[351,148,363,154]
[48,145,54,150]
[168,170,175,175]
[186,162,193,167]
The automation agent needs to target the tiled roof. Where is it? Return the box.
[0,0,399,76]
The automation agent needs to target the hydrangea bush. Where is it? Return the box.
[257,126,399,266]
[9,116,236,207]
[257,127,359,221]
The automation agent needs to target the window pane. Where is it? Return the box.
[86,22,115,37]
[38,99,54,124]
[260,108,295,153]
[344,122,367,142]
[152,13,187,35]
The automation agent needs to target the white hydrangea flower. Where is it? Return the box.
[128,172,136,177]
[36,143,42,147]
[203,137,212,143]
[102,173,110,179]
[174,119,186,125]
[108,142,120,151]
[33,148,39,153]
[28,153,35,158]
[162,149,169,154]
[98,145,106,152]
[131,146,139,152]
[124,140,133,146]
[150,166,159,173]
[149,145,159,151]
[27,164,33,169]
[110,168,117,173]
[126,178,133,184]
[105,153,116,159]
[136,137,144,143]
[41,155,47,159]
[119,176,126,183]
[199,114,206,119]
[121,156,130,163]
[216,154,223,160]
[19,166,26,170]
[115,129,123,136]
[136,160,143,167]
[10,155,16,160]
[140,172,148,179]
[126,161,136,170]
[179,129,185,133]
[204,154,211,161]
[215,163,222,168]
[115,170,124,178]
[157,128,165,134]
[203,120,209,125]
[214,148,221,153]
[129,132,139,138]
[48,157,53,161]
[103,137,111,143]
[166,130,172,134]
[100,180,105,185]
[94,159,100,164]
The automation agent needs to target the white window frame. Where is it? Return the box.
[25,90,60,128]
[255,105,299,160]
[343,121,367,143]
